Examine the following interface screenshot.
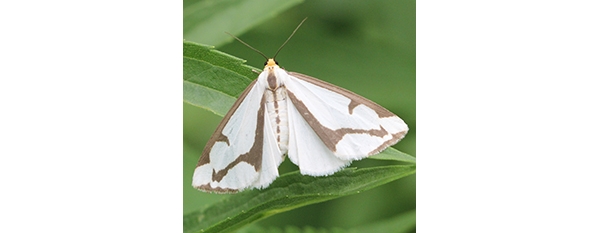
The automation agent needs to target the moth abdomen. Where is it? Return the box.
[265,87,290,154]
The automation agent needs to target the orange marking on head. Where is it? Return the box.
[266,59,277,67]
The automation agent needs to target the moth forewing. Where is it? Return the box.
[192,78,265,193]
[285,71,409,160]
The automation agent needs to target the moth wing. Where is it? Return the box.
[285,71,408,164]
[253,106,285,189]
[286,95,352,176]
[192,77,282,193]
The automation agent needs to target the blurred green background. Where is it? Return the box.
[184,0,415,230]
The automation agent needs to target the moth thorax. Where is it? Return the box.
[265,87,289,154]
[266,68,284,90]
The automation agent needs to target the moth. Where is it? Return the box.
[192,19,409,193]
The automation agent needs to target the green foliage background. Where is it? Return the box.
[184,0,415,232]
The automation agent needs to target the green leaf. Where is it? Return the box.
[238,225,347,233]
[350,209,416,233]
[183,0,304,47]
[369,147,416,164]
[183,165,416,233]
[235,209,416,233]
[183,41,257,116]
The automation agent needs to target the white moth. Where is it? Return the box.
[192,19,409,193]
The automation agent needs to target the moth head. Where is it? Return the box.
[264,59,280,71]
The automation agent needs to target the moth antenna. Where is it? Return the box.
[273,17,308,60]
[225,32,269,60]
